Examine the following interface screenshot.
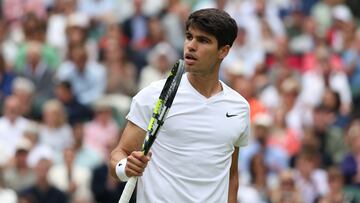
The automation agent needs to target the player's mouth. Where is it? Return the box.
[184,53,197,65]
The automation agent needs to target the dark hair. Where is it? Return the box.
[185,8,238,48]
[58,80,72,91]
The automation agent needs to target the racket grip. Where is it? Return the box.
[118,177,137,203]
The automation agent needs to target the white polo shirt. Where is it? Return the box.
[127,73,250,203]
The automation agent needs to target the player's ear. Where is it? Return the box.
[218,45,230,60]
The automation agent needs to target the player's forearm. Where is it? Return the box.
[228,147,239,203]
[228,170,239,203]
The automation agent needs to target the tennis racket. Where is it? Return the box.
[118,59,185,203]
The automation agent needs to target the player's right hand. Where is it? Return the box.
[125,151,152,177]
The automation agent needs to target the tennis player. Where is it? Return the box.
[110,8,250,203]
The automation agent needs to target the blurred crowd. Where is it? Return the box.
[0,0,359,203]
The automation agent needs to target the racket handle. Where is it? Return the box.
[118,177,137,203]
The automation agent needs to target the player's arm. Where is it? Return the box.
[228,147,239,203]
[109,121,150,180]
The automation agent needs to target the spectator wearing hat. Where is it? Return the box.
[138,42,178,89]
[326,4,355,53]
[2,137,35,192]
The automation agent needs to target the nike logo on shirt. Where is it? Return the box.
[226,113,238,117]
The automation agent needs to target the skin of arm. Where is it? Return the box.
[109,121,151,179]
[228,147,239,203]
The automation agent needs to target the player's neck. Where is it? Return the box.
[187,72,222,98]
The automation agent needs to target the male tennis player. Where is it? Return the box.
[110,8,250,203]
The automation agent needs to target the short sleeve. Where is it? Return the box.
[126,81,163,131]
[235,103,250,147]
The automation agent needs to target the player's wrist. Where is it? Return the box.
[116,158,130,182]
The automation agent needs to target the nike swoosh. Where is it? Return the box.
[226,113,238,117]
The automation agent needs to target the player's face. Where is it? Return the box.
[183,27,229,76]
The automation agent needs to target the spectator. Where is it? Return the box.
[39,99,73,153]
[0,96,30,164]
[56,122,102,170]
[11,77,40,120]
[15,41,56,107]
[0,53,15,106]
[270,170,303,203]
[83,99,119,159]
[341,119,360,187]
[56,44,107,105]
[55,81,93,125]
[300,45,352,115]
[3,138,35,192]
[91,134,136,203]
[14,13,60,71]
[342,28,360,118]
[239,113,289,185]
[293,151,329,203]
[138,42,178,89]
[19,158,68,203]
[319,166,358,203]
[48,147,93,203]
[0,168,17,203]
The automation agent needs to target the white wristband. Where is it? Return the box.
[116,158,130,182]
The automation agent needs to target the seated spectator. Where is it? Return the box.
[56,122,102,170]
[39,99,73,154]
[319,166,359,203]
[48,147,93,202]
[56,44,107,105]
[22,121,54,168]
[0,53,15,106]
[100,38,137,96]
[11,77,41,120]
[84,99,119,159]
[300,45,352,115]
[91,134,136,203]
[309,104,347,166]
[138,42,178,89]
[14,13,60,70]
[239,113,289,185]
[55,81,93,125]
[3,138,35,192]
[270,170,303,203]
[268,108,301,157]
[293,151,329,203]
[341,119,360,188]
[0,168,17,203]
[0,96,30,164]
[19,157,68,203]
[14,41,56,106]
